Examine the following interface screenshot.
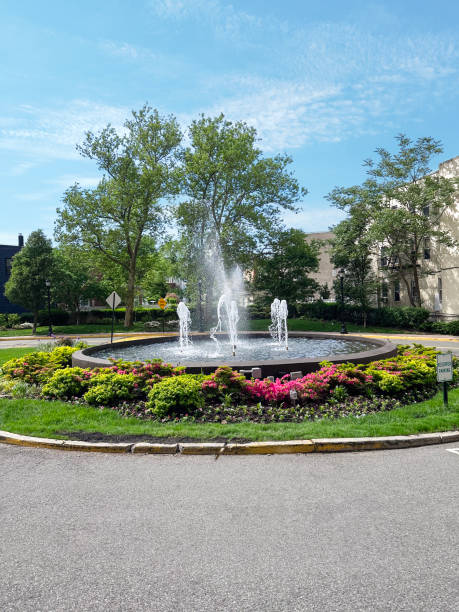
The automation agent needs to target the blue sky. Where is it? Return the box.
[1,0,458,245]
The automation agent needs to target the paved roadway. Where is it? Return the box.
[1,443,458,611]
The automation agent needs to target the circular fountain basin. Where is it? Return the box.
[72,332,397,377]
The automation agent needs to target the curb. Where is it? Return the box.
[1,429,459,455]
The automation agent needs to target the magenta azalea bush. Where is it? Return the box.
[244,363,372,405]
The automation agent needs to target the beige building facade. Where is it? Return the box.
[378,155,459,319]
[307,155,459,318]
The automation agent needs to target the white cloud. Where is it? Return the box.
[0,100,129,162]
[10,161,37,176]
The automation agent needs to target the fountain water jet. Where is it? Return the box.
[269,298,289,350]
[210,294,239,356]
[177,301,192,350]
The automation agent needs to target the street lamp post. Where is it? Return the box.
[45,280,53,336]
[338,271,348,335]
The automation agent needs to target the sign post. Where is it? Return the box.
[158,297,167,334]
[106,291,122,344]
[436,352,453,406]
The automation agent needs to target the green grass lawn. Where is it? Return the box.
[0,388,457,442]
[0,318,418,337]
[0,322,148,337]
[248,318,412,335]
[0,348,35,365]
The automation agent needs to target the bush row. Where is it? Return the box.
[297,301,432,329]
[1,344,456,422]
[15,306,178,326]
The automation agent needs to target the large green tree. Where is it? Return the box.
[176,114,307,319]
[4,230,54,333]
[55,105,182,327]
[329,215,378,326]
[177,114,306,264]
[328,135,459,307]
[253,229,320,306]
[52,246,107,324]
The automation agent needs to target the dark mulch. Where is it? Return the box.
[55,431,251,444]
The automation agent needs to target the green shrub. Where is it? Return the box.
[42,367,92,399]
[0,313,21,329]
[297,301,431,330]
[201,366,247,399]
[146,374,205,418]
[430,320,459,336]
[364,344,439,394]
[83,370,140,405]
[0,345,82,385]
[19,309,70,326]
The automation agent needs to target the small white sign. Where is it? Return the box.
[106,291,121,309]
[436,353,453,382]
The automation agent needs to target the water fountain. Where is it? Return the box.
[210,294,239,356]
[269,298,289,350]
[177,301,192,350]
[74,257,397,375]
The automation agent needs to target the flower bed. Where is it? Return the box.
[0,344,457,424]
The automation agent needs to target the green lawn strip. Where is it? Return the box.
[0,348,35,366]
[1,388,457,442]
[0,318,418,337]
[248,318,414,335]
[0,322,150,337]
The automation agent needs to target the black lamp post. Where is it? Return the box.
[45,279,53,336]
[338,271,348,334]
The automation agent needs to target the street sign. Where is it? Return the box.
[158,297,167,310]
[436,353,453,382]
[106,291,121,309]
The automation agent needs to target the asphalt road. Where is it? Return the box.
[1,443,458,611]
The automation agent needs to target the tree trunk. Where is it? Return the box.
[124,263,136,327]
[33,311,38,335]
[412,261,422,308]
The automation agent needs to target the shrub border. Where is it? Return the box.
[1,428,458,455]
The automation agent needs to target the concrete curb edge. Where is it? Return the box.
[1,429,459,455]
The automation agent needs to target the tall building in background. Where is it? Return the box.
[377,155,459,320]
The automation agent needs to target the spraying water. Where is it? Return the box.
[177,301,192,350]
[269,298,289,350]
[210,293,239,355]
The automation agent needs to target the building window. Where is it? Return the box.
[411,280,419,302]
[380,246,388,268]
[5,258,12,276]
[381,282,389,305]
[438,278,442,305]
[422,204,430,217]
[424,237,431,260]
[393,281,400,302]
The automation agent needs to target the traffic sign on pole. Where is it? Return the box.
[106,291,122,309]
[437,352,453,406]
[158,297,167,310]
[106,292,121,343]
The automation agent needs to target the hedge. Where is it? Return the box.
[297,301,431,330]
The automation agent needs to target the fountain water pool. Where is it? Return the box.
[73,332,397,377]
